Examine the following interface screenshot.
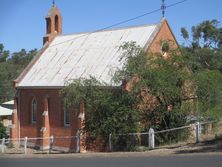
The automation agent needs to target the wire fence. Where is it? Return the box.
[0,121,221,154]
[109,126,192,152]
[154,125,192,148]
[109,121,222,152]
[0,135,79,154]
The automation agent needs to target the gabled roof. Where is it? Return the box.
[0,100,13,116]
[2,100,14,105]
[0,106,13,116]
[16,21,163,88]
[1,100,14,110]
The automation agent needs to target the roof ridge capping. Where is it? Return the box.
[60,22,160,37]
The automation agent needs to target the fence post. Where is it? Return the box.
[76,130,80,153]
[1,138,5,154]
[109,133,112,152]
[196,122,200,143]
[149,128,155,149]
[24,137,28,154]
[49,136,54,154]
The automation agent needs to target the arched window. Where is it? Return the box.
[31,98,37,123]
[46,18,51,34]
[55,15,59,32]
[161,40,170,57]
[64,107,70,127]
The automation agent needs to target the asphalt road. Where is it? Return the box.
[0,154,222,167]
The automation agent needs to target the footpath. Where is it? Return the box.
[0,137,222,158]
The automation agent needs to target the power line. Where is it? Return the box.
[50,8,161,47]
[0,0,187,92]
[166,0,187,8]
[50,0,188,47]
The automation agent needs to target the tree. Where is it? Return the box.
[9,48,37,67]
[0,44,9,62]
[181,19,222,120]
[181,19,222,49]
[0,122,7,139]
[61,20,222,140]
[61,77,139,139]
[0,43,37,103]
[114,42,189,131]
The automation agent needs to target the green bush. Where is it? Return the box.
[0,122,7,139]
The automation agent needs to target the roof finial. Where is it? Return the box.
[52,0,55,7]
[161,0,166,18]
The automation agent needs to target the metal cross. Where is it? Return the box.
[52,0,55,7]
[161,0,166,18]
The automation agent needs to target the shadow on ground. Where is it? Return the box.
[174,135,222,154]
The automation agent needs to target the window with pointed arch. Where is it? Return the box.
[64,107,70,127]
[46,18,51,34]
[161,40,170,57]
[31,98,37,124]
[55,15,59,33]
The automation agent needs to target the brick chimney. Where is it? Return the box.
[43,5,62,45]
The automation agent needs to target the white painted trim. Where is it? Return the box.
[78,112,85,120]
[42,111,48,116]
[40,127,47,132]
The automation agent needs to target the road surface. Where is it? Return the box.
[0,154,222,167]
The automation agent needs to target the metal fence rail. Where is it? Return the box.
[109,121,220,152]
[0,121,220,154]
[154,125,191,134]
[0,135,79,154]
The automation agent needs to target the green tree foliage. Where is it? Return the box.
[0,44,10,62]
[61,19,222,138]
[61,78,139,138]
[0,122,7,138]
[181,19,222,49]
[181,19,222,120]
[114,42,189,131]
[0,44,37,103]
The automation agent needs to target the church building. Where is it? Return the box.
[11,4,178,152]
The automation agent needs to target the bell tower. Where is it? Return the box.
[43,2,62,45]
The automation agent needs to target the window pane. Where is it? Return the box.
[31,99,37,123]
[64,108,70,126]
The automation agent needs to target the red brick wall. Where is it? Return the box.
[148,19,179,53]
[17,89,79,150]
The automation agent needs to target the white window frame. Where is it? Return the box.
[64,107,70,127]
[31,98,37,124]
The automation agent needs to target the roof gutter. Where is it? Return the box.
[16,86,64,90]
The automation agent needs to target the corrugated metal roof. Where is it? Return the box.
[17,24,159,87]
[2,100,14,105]
[1,100,14,110]
[0,106,13,116]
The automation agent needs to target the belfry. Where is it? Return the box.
[43,1,62,45]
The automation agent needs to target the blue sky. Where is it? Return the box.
[0,0,221,53]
